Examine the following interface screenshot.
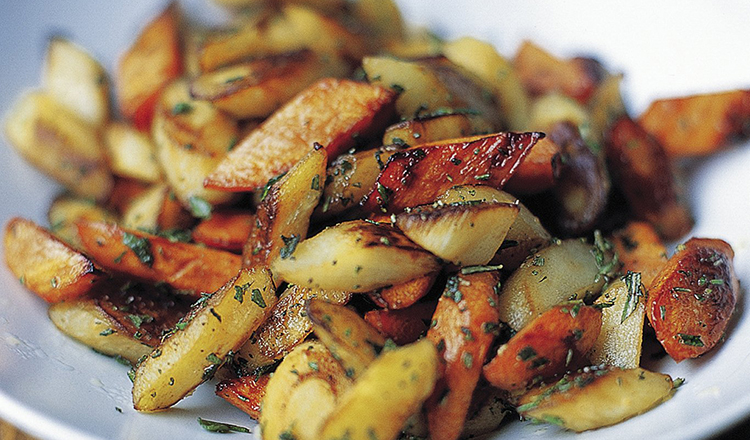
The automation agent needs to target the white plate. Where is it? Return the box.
[1,1,748,439]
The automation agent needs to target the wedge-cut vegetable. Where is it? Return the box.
[152,78,239,207]
[363,56,501,128]
[362,132,542,214]
[236,285,350,371]
[368,272,436,310]
[606,115,693,240]
[120,183,193,233]
[260,340,353,440]
[272,220,441,292]
[639,90,750,157]
[317,339,439,440]
[514,40,604,104]
[5,217,103,303]
[396,200,519,266]
[442,36,530,130]
[610,222,668,288]
[307,299,387,379]
[104,122,162,183]
[382,113,493,148]
[504,136,562,195]
[43,37,109,126]
[364,300,436,345]
[216,374,269,420]
[192,210,253,252]
[132,267,276,411]
[350,0,405,51]
[4,92,113,201]
[198,4,366,72]
[484,302,601,392]
[588,73,626,142]
[243,147,325,269]
[437,185,552,271]
[106,178,151,215]
[589,276,646,369]
[497,238,617,332]
[116,2,182,130]
[314,145,401,220]
[647,238,737,362]
[190,49,348,119]
[385,27,443,59]
[426,271,501,440]
[517,367,674,432]
[48,195,118,250]
[205,78,396,191]
[77,221,241,299]
[527,93,595,147]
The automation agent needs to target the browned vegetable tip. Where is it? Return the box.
[367,272,437,310]
[216,374,270,420]
[610,221,668,288]
[364,300,436,345]
[192,210,254,252]
[647,238,738,362]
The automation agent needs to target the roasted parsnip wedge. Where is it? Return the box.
[307,299,386,379]
[647,238,737,362]
[104,122,162,183]
[639,89,750,157]
[190,49,348,119]
[4,217,102,303]
[382,113,493,149]
[589,275,646,369]
[205,78,396,191]
[120,183,192,233]
[216,374,269,420]
[260,340,353,440]
[192,210,254,252]
[437,185,552,271]
[350,0,405,51]
[517,367,674,432]
[361,132,542,214]
[484,302,601,393]
[236,285,350,371]
[4,91,113,201]
[116,2,182,130]
[152,78,239,208]
[44,37,109,126]
[426,271,501,440]
[47,195,118,250]
[396,200,519,266]
[587,73,626,142]
[317,339,439,440]
[442,36,530,130]
[243,147,326,269]
[132,267,276,411]
[272,220,441,292]
[497,237,618,332]
[77,221,241,299]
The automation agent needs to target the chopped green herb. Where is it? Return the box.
[460,264,502,275]
[311,174,320,190]
[279,234,300,259]
[197,417,250,433]
[308,361,319,371]
[122,232,153,267]
[260,172,286,202]
[678,333,704,347]
[474,173,490,181]
[99,328,115,337]
[461,352,474,369]
[251,288,267,308]
[621,271,643,324]
[234,282,252,303]
[188,196,212,219]
[172,102,192,115]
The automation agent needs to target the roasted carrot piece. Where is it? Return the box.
[425,271,501,440]
[76,221,241,299]
[639,90,750,157]
[606,115,693,240]
[192,210,254,252]
[611,222,668,288]
[647,238,738,362]
[364,300,436,345]
[483,302,601,393]
[361,132,542,214]
[216,374,270,420]
[116,2,183,131]
[4,217,103,303]
[505,135,562,195]
[367,272,437,310]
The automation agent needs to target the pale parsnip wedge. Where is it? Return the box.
[527,92,597,148]
[236,285,350,371]
[44,37,109,126]
[437,185,552,270]
[497,238,618,331]
[4,91,113,201]
[152,78,239,208]
[260,340,353,440]
[442,36,530,130]
[272,220,441,292]
[4,217,103,303]
[382,113,493,148]
[589,276,646,369]
[307,299,386,379]
[317,339,439,440]
[104,122,161,183]
[517,367,674,432]
[396,200,519,267]
[243,147,326,269]
[132,267,276,411]
[190,49,348,119]
[120,183,192,233]
[47,195,118,250]
[49,299,152,364]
